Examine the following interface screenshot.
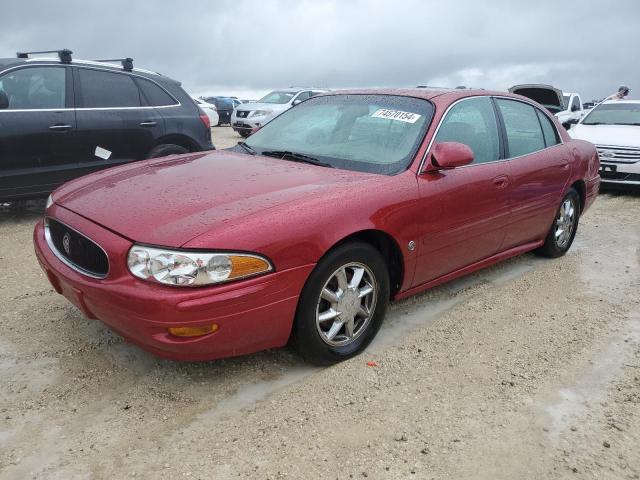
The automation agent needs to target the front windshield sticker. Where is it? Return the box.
[371,109,421,123]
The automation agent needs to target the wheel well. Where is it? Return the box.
[333,230,404,297]
[154,134,198,152]
[570,180,586,213]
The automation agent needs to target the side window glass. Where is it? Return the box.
[434,97,500,164]
[136,78,177,106]
[0,67,66,109]
[536,109,560,147]
[78,69,140,108]
[295,91,311,102]
[571,97,581,112]
[496,99,546,157]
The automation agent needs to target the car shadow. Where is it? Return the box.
[0,199,46,225]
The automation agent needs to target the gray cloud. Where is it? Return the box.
[2,0,638,100]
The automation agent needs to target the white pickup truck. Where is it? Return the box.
[509,84,584,128]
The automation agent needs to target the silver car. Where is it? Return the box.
[231,87,328,137]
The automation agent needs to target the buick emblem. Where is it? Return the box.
[62,232,71,256]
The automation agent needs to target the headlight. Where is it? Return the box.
[127,245,273,287]
[45,194,53,210]
[250,110,271,117]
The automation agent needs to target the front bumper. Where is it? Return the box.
[231,112,274,132]
[599,161,640,186]
[33,206,314,361]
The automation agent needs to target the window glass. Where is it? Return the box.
[245,94,433,175]
[78,69,140,108]
[136,77,176,106]
[0,67,66,109]
[536,109,560,147]
[295,91,311,102]
[258,91,296,104]
[496,99,546,157]
[434,97,500,164]
[571,97,581,112]
[581,102,640,125]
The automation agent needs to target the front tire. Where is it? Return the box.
[292,242,389,365]
[536,188,580,258]
[147,144,189,158]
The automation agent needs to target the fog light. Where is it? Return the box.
[168,324,219,337]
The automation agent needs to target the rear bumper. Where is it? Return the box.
[33,209,313,361]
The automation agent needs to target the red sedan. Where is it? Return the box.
[33,89,600,365]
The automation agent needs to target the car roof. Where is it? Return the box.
[0,57,179,84]
[315,87,505,101]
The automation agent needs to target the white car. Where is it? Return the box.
[231,87,328,138]
[192,97,219,127]
[570,100,640,188]
[509,84,584,128]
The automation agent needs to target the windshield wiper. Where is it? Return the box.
[260,150,334,168]
[237,141,256,155]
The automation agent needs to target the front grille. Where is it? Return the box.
[596,144,640,164]
[46,218,109,278]
[236,110,250,118]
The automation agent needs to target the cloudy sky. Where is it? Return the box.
[2,0,638,101]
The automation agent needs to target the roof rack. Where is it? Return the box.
[95,57,134,72]
[16,49,73,64]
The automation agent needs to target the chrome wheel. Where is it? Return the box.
[555,197,577,248]
[315,262,377,347]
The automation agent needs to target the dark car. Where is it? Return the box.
[0,50,214,202]
[201,96,237,125]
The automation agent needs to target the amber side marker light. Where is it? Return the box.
[168,324,219,337]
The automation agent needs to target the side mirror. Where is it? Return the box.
[563,118,579,130]
[430,142,474,170]
[0,90,8,110]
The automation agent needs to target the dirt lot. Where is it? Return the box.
[1,128,639,479]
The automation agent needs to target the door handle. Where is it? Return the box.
[49,124,72,132]
[139,121,157,127]
[493,175,509,188]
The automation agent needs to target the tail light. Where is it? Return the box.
[198,110,211,129]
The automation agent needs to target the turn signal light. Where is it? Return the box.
[168,323,219,337]
[228,256,272,279]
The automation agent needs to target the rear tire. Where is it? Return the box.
[536,188,580,258]
[147,144,189,159]
[292,242,389,365]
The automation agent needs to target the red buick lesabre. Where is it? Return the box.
[34,89,600,364]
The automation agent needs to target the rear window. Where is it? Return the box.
[78,68,141,108]
[136,78,177,107]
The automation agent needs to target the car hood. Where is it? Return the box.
[54,151,375,247]
[509,84,564,111]
[569,124,640,148]
[236,102,289,112]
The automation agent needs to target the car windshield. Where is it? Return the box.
[581,103,640,126]
[244,94,434,175]
[258,91,296,104]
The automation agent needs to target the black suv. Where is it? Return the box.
[0,50,214,201]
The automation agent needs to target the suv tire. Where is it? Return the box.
[147,144,189,158]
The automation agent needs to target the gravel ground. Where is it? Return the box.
[1,128,639,479]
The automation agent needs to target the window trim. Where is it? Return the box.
[419,95,565,173]
[0,63,180,112]
[0,64,72,111]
